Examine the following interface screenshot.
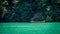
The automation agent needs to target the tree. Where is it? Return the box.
[0,0,60,22]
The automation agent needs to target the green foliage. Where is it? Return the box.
[0,0,60,22]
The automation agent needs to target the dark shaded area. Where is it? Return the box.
[0,0,60,22]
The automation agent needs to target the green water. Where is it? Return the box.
[0,23,60,34]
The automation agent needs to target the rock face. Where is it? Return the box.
[30,12,45,22]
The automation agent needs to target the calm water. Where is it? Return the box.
[0,23,60,34]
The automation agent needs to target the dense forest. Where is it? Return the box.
[0,0,60,22]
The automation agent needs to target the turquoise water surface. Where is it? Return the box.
[0,23,60,34]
